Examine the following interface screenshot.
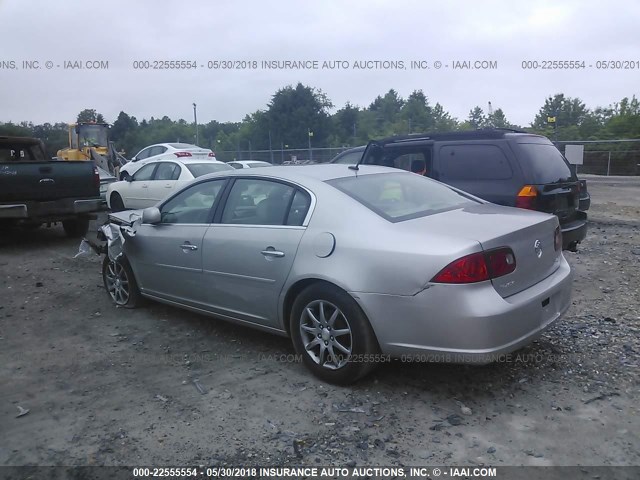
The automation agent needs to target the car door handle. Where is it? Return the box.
[141,184,148,188]
[261,249,284,258]
[164,184,173,188]
[180,243,198,251]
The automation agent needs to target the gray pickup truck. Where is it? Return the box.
[0,136,103,237]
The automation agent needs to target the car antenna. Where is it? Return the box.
[349,141,373,171]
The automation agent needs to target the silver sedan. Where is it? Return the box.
[102,165,573,384]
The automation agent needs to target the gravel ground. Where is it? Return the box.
[0,177,638,467]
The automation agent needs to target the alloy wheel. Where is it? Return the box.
[105,260,130,305]
[299,300,352,370]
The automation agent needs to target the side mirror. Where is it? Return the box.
[125,175,133,182]
[130,156,137,162]
[142,207,161,224]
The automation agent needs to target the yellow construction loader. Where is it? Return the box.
[57,122,126,176]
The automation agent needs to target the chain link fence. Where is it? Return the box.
[215,147,352,164]
[556,140,640,176]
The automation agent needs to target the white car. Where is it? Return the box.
[119,143,216,180]
[227,160,273,169]
[107,158,233,211]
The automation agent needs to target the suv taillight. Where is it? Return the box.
[208,152,216,157]
[431,248,516,284]
[93,166,100,189]
[174,151,192,158]
[554,226,562,251]
[516,185,538,210]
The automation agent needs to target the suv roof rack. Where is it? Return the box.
[375,128,535,145]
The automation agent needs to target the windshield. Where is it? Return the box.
[332,150,364,164]
[516,143,574,184]
[186,163,233,177]
[78,125,108,147]
[327,172,477,222]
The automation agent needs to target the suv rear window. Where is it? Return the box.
[516,143,573,184]
[327,172,477,222]
[438,144,512,180]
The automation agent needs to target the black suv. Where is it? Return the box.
[349,129,587,251]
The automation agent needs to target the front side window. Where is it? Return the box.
[132,163,157,181]
[328,172,477,222]
[221,179,296,225]
[160,180,226,224]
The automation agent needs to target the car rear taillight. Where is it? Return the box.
[431,248,516,284]
[208,152,216,157]
[174,151,192,158]
[515,185,538,210]
[93,166,100,189]
[486,247,517,277]
[554,226,562,251]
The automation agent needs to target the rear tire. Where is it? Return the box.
[62,218,90,238]
[102,255,141,308]
[290,283,379,385]
[110,192,125,212]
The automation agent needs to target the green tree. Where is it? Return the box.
[265,83,333,149]
[77,109,105,123]
[467,106,486,129]
[331,102,360,145]
[399,90,433,133]
[531,94,589,140]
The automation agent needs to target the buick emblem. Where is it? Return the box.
[534,239,543,258]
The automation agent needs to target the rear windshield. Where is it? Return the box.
[327,172,477,222]
[0,143,46,162]
[186,163,233,177]
[169,143,197,149]
[248,162,271,168]
[516,143,574,184]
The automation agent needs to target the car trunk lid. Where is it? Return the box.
[405,203,562,297]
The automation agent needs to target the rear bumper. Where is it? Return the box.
[561,210,587,249]
[352,255,573,364]
[0,198,103,220]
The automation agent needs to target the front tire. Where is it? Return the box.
[290,283,379,385]
[102,256,141,308]
[110,192,125,212]
[62,218,90,237]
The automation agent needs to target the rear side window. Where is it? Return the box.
[0,143,45,162]
[438,144,512,181]
[328,172,477,222]
[154,162,181,180]
[516,143,573,184]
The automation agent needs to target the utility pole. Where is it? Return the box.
[308,129,313,161]
[269,130,274,164]
[192,103,199,145]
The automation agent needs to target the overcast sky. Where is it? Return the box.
[1,0,639,127]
